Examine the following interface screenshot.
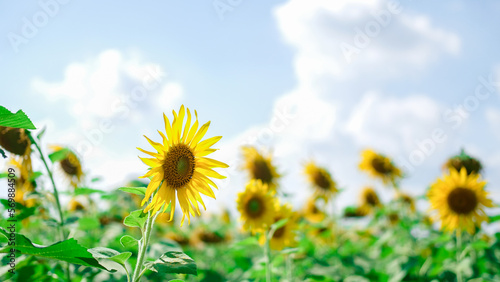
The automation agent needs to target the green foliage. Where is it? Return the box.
[144,251,197,275]
[0,106,36,129]
[119,186,147,196]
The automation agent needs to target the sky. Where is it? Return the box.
[1,0,500,225]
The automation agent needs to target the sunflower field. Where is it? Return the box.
[0,105,500,282]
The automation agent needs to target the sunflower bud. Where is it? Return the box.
[443,149,483,175]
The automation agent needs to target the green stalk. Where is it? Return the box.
[264,233,272,282]
[28,132,70,281]
[456,231,463,282]
[132,210,155,282]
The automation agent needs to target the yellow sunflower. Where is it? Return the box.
[259,203,298,251]
[397,193,416,212]
[357,187,381,215]
[236,179,276,233]
[138,105,228,226]
[303,197,326,223]
[359,149,402,186]
[0,126,31,156]
[68,198,85,211]
[8,158,37,208]
[304,161,338,201]
[50,145,84,188]
[242,146,280,194]
[427,167,493,234]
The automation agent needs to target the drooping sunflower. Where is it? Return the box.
[303,197,326,223]
[50,145,84,188]
[259,203,298,251]
[137,105,228,226]
[427,167,493,234]
[0,126,32,174]
[357,187,381,215]
[237,179,276,233]
[9,158,37,208]
[443,149,483,175]
[359,149,402,186]
[304,161,338,201]
[241,146,280,194]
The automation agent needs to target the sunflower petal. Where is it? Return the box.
[190,121,211,148]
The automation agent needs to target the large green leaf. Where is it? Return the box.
[0,106,36,129]
[144,251,197,275]
[88,247,132,266]
[118,187,147,196]
[123,210,148,230]
[0,228,108,271]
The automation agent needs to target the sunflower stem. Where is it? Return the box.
[264,233,272,282]
[456,231,463,282]
[132,209,157,282]
[27,132,71,282]
[286,254,293,282]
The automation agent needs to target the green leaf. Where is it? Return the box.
[36,126,46,140]
[48,148,69,163]
[120,235,139,248]
[489,214,500,223]
[271,218,289,231]
[0,228,108,271]
[28,171,43,182]
[0,106,36,129]
[232,237,259,248]
[91,177,102,183]
[123,210,148,229]
[144,251,197,275]
[88,247,132,265]
[119,187,147,196]
[0,173,8,178]
[74,187,105,195]
[0,149,6,159]
[78,217,100,231]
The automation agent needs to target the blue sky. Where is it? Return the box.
[2,0,500,224]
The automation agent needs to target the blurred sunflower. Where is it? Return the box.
[50,145,84,188]
[221,208,231,224]
[427,167,493,234]
[397,193,416,212]
[191,227,227,246]
[303,197,326,223]
[242,146,280,194]
[165,231,190,246]
[443,149,482,175]
[138,105,228,225]
[237,179,276,233]
[260,203,298,251]
[308,223,335,245]
[0,126,32,173]
[357,187,381,215]
[359,149,402,186]
[304,161,338,201]
[68,198,85,211]
[9,158,37,208]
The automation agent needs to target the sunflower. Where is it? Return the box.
[8,158,37,207]
[242,146,280,194]
[191,227,227,246]
[359,149,402,186]
[50,145,84,188]
[427,167,493,234]
[304,161,338,201]
[356,187,381,215]
[0,126,31,156]
[68,198,85,211]
[308,223,335,245]
[397,193,416,212]
[259,203,298,251]
[138,105,228,226]
[303,197,326,223]
[237,179,276,233]
[443,149,482,175]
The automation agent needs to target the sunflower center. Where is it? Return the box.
[273,218,285,238]
[251,159,273,184]
[313,170,330,190]
[61,158,78,176]
[246,197,264,218]
[371,157,391,174]
[163,144,195,189]
[365,193,378,206]
[0,126,30,156]
[447,187,478,214]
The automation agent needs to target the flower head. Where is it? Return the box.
[138,105,228,225]
[359,149,402,186]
